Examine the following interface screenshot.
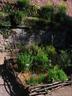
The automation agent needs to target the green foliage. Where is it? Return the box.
[3,4,13,13]
[17,51,33,71]
[9,10,22,26]
[26,66,68,85]
[38,5,54,21]
[27,74,46,85]
[48,66,68,82]
[26,76,38,85]
[28,44,49,72]
[17,44,49,72]
[45,45,57,65]
[35,47,48,63]
[57,5,66,15]
[54,5,66,23]
[38,74,46,83]
[27,68,68,85]
[0,12,5,17]
[27,5,38,17]
[60,50,71,67]
[17,0,38,17]
[45,45,56,57]
[38,4,66,23]
[34,48,49,71]
[17,0,29,10]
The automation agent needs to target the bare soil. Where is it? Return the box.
[47,85,72,96]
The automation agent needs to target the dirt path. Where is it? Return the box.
[47,85,72,96]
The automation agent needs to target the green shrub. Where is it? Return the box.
[34,48,49,71]
[54,5,66,23]
[45,45,57,65]
[38,4,66,23]
[29,44,49,72]
[27,74,46,85]
[38,74,46,83]
[9,10,22,26]
[27,5,38,17]
[45,45,56,57]
[19,44,49,72]
[60,50,71,67]
[38,5,54,21]
[56,4,66,15]
[57,69,68,81]
[35,47,48,63]
[3,4,13,13]
[3,3,22,26]
[26,76,38,85]
[29,44,48,63]
[17,51,33,71]
[17,0,29,10]
[48,66,68,82]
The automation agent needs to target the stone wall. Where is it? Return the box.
[0,26,72,52]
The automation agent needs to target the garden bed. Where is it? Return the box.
[5,56,72,96]
[17,71,72,96]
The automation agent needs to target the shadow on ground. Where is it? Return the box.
[0,62,29,96]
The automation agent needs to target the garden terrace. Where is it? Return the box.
[0,0,72,96]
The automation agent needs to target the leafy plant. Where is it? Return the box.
[17,51,33,71]
[38,74,46,83]
[26,76,38,85]
[48,66,68,82]
[45,45,57,65]
[45,45,56,56]
[30,45,49,72]
[57,3,66,15]
[35,47,48,63]
[26,5,38,17]
[54,5,66,23]
[3,4,13,13]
